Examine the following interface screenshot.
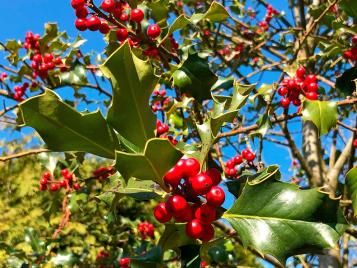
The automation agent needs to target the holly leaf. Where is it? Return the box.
[223,174,347,265]
[180,245,201,268]
[131,246,162,268]
[115,138,183,190]
[117,177,162,200]
[100,42,158,151]
[335,67,357,97]
[346,167,357,217]
[211,82,255,135]
[60,61,88,86]
[159,223,196,251]
[172,53,217,102]
[302,100,338,135]
[18,90,119,159]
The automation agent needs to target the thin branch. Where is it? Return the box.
[0,148,50,162]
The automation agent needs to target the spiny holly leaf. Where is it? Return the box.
[117,177,162,200]
[302,100,338,135]
[100,42,158,151]
[115,138,183,190]
[250,114,272,137]
[18,90,119,159]
[172,53,217,102]
[211,82,255,135]
[161,2,229,43]
[346,167,357,217]
[131,246,162,268]
[223,173,347,265]
[159,223,196,251]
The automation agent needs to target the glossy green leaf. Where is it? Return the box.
[346,167,357,217]
[159,223,196,251]
[18,90,119,159]
[302,100,338,135]
[60,61,88,86]
[161,2,229,43]
[340,0,357,17]
[223,174,347,265]
[147,0,169,23]
[180,245,201,268]
[211,82,255,135]
[131,246,162,268]
[250,114,271,137]
[117,177,162,200]
[197,121,214,166]
[172,53,217,102]
[115,138,183,189]
[100,42,158,151]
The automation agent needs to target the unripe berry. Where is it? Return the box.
[205,168,221,185]
[131,8,145,23]
[190,173,213,195]
[147,24,161,39]
[86,16,101,31]
[75,18,87,31]
[101,0,116,12]
[296,66,306,79]
[194,204,216,224]
[186,219,204,239]
[71,0,86,9]
[167,195,188,215]
[206,186,225,207]
[116,28,128,41]
[153,202,172,223]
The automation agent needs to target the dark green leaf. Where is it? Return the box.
[223,174,347,265]
[159,223,196,251]
[346,167,357,217]
[180,245,201,268]
[18,90,119,159]
[100,42,158,151]
[335,67,357,97]
[131,246,162,268]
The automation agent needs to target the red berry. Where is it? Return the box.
[43,171,51,180]
[33,54,42,63]
[147,24,161,39]
[186,219,204,239]
[245,152,255,162]
[99,22,110,34]
[59,179,67,188]
[194,204,216,224]
[353,138,357,148]
[119,257,130,268]
[73,183,81,190]
[225,159,235,168]
[277,87,288,96]
[130,8,144,23]
[180,158,200,177]
[286,79,297,90]
[119,13,129,22]
[75,6,88,18]
[206,186,225,207]
[153,202,172,223]
[305,74,316,84]
[292,99,301,106]
[116,28,128,41]
[163,166,182,188]
[189,173,213,195]
[50,183,60,192]
[75,18,87,31]
[174,205,193,222]
[233,155,243,165]
[101,0,115,12]
[167,195,188,214]
[205,168,221,185]
[40,184,47,191]
[71,0,86,9]
[241,149,251,159]
[306,91,318,100]
[86,16,101,31]
[280,97,290,108]
[306,82,318,92]
[40,178,48,185]
[296,66,306,79]
[200,224,215,242]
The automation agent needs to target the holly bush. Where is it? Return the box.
[0,0,356,267]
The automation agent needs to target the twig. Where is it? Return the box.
[0,148,50,162]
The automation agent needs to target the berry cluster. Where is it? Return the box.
[119,257,130,268]
[278,66,319,108]
[153,158,225,242]
[12,83,29,102]
[156,120,169,136]
[224,149,255,178]
[343,36,357,62]
[137,221,155,239]
[151,89,171,112]
[258,4,279,31]
[93,166,115,180]
[24,31,64,80]
[71,0,162,44]
[39,169,80,192]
